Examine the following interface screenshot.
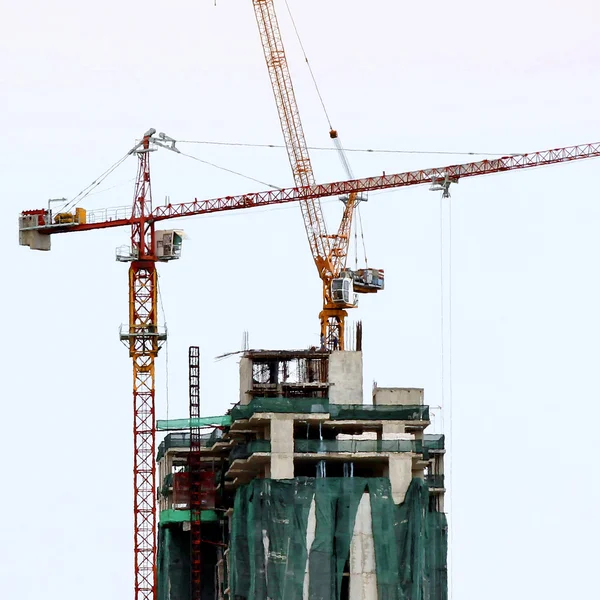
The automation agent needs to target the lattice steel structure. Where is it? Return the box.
[188,346,202,600]
[121,131,166,600]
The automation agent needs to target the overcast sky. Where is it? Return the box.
[2,0,599,598]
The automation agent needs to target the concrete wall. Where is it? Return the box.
[329,351,363,405]
[372,387,423,406]
[239,357,253,405]
[269,415,294,479]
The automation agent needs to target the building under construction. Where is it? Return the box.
[156,347,447,600]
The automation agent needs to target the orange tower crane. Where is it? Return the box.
[18,136,600,600]
[252,0,379,351]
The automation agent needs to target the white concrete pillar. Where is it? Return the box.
[388,454,413,504]
[329,351,363,405]
[239,357,253,405]
[303,496,317,600]
[269,415,294,479]
[349,493,377,600]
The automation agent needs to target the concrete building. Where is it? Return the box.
[157,349,447,600]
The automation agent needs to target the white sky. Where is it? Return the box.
[2,0,599,598]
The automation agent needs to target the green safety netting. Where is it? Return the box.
[157,415,232,431]
[158,527,190,600]
[158,522,220,600]
[230,397,429,422]
[423,434,445,451]
[230,477,447,600]
[230,397,329,421]
[159,509,219,525]
[328,404,429,421]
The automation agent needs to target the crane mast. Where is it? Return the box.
[122,130,163,600]
[252,0,362,350]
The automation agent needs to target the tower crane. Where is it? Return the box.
[18,135,600,600]
[252,0,380,351]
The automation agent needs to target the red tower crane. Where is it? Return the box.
[18,135,600,600]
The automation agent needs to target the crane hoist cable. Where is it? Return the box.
[61,143,283,216]
[283,0,334,131]
[178,139,519,157]
[176,148,282,190]
[60,150,131,213]
[281,0,375,274]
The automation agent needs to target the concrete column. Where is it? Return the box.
[388,454,413,504]
[239,357,253,405]
[382,421,405,436]
[329,351,363,405]
[349,493,377,600]
[269,415,294,479]
[303,496,317,600]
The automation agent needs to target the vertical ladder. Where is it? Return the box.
[189,346,202,600]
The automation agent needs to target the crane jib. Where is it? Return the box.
[19,141,600,237]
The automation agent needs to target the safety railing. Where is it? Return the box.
[294,439,425,454]
[425,474,445,489]
[157,429,223,461]
[85,205,132,224]
[229,440,272,462]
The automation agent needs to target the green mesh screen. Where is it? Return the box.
[158,526,190,600]
[157,415,232,431]
[230,398,329,421]
[328,404,429,421]
[230,477,447,600]
[230,397,429,422]
[423,434,445,450]
[158,523,220,600]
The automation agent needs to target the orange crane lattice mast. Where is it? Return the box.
[253,0,366,350]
